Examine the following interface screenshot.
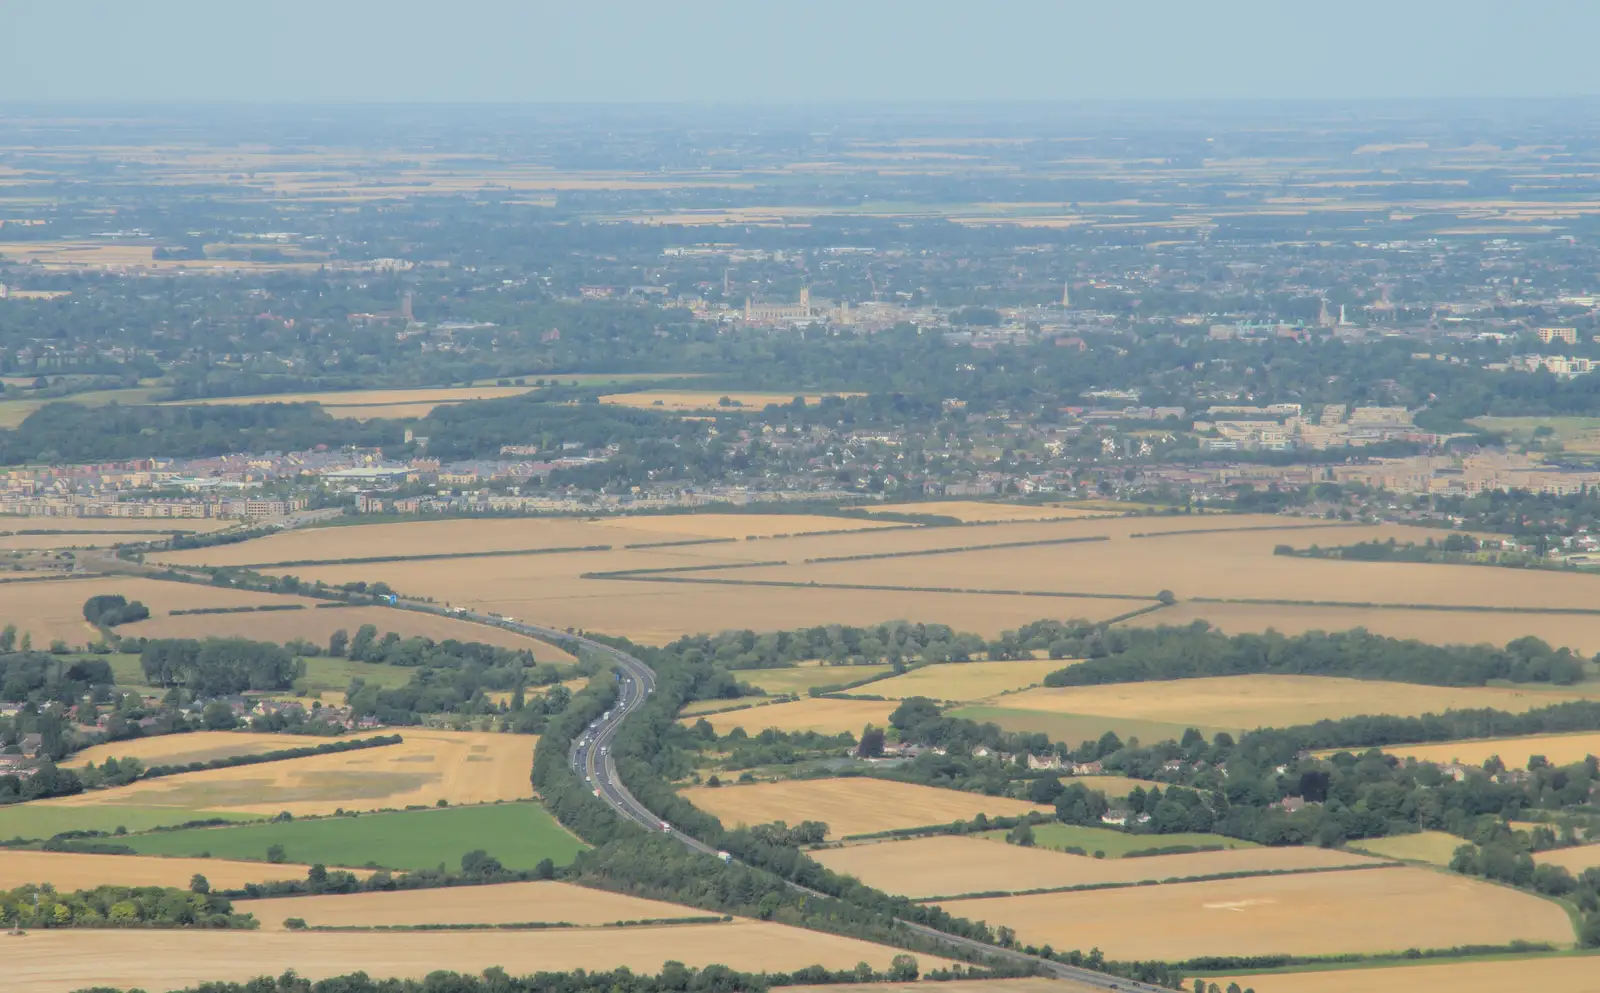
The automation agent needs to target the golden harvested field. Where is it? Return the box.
[1384,732,1600,768]
[1348,832,1469,866]
[737,664,893,694]
[0,850,352,891]
[0,920,945,993]
[866,501,1113,522]
[680,698,898,736]
[1122,601,1600,657]
[1215,956,1600,993]
[239,880,706,930]
[812,835,1381,898]
[678,778,1052,838]
[128,604,576,661]
[1536,843,1600,872]
[177,386,537,408]
[141,510,1600,646]
[35,729,535,817]
[61,731,302,769]
[865,659,1070,701]
[600,390,860,411]
[0,576,337,648]
[996,675,1600,734]
[937,867,1573,961]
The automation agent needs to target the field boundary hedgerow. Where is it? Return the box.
[582,560,788,579]
[801,533,1110,564]
[620,537,740,550]
[1177,940,1562,978]
[168,603,305,615]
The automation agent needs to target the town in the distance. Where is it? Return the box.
[9,89,1600,993]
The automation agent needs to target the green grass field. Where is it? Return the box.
[738,664,892,695]
[106,652,415,700]
[0,804,252,841]
[949,705,1222,750]
[979,823,1258,858]
[1348,831,1466,866]
[117,801,586,871]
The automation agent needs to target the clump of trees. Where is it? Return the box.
[140,638,301,695]
[81,594,150,629]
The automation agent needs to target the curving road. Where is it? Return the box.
[426,607,1170,993]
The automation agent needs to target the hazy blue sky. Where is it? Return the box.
[3,0,1597,104]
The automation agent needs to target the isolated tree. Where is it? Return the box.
[266,844,286,864]
[327,629,349,658]
[857,724,885,758]
[189,874,209,894]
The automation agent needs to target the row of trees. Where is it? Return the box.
[1042,623,1588,687]
[0,883,250,929]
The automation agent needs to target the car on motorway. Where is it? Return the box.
[660,821,671,833]
[593,788,601,797]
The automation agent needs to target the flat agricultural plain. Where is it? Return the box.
[36,729,535,817]
[0,920,945,993]
[0,575,570,657]
[239,880,708,930]
[1215,955,1600,993]
[678,778,1052,838]
[936,867,1573,961]
[864,659,1077,701]
[61,731,305,769]
[1383,732,1600,768]
[680,698,898,736]
[0,850,348,891]
[812,835,1381,898]
[994,675,1600,735]
[135,510,1600,647]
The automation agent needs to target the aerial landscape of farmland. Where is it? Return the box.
[11,17,1600,990]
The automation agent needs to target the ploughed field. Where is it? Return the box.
[677,778,1052,838]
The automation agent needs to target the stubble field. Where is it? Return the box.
[860,659,1068,701]
[936,867,1573,961]
[1214,956,1600,993]
[238,880,709,930]
[35,729,535,817]
[1347,832,1470,866]
[1379,731,1600,768]
[0,920,946,993]
[736,663,894,695]
[1534,843,1600,872]
[679,698,898,736]
[677,778,1052,838]
[990,675,1600,735]
[61,731,307,769]
[811,835,1382,898]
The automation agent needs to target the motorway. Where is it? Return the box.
[421,607,1169,993]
